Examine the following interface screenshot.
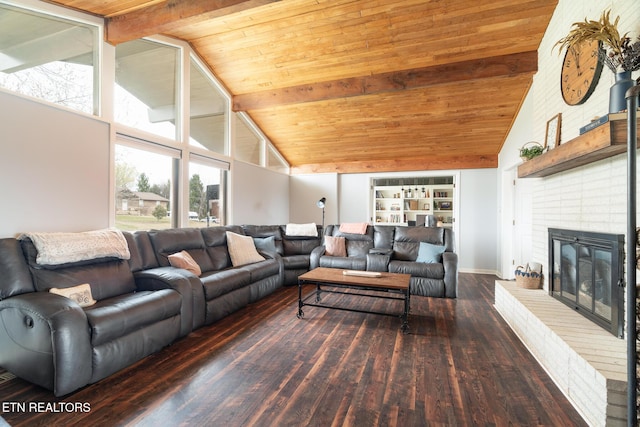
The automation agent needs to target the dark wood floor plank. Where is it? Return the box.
[0,273,587,427]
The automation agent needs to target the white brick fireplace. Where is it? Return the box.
[495,280,626,426]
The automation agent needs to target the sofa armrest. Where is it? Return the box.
[443,251,458,298]
[0,292,92,396]
[309,245,326,270]
[366,252,391,272]
[134,267,204,334]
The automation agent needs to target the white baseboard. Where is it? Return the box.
[458,268,501,277]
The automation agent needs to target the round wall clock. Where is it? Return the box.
[560,39,603,106]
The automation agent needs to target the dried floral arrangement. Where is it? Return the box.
[555,10,640,73]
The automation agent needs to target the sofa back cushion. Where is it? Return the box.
[148,228,215,272]
[392,226,448,261]
[280,225,322,256]
[373,225,395,250]
[123,231,159,272]
[20,238,136,300]
[0,238,35,299]
[200,226,244,271]
[242,225,284,255]
[325,224,374,257]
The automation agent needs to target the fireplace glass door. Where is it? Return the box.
[549,228,623,338]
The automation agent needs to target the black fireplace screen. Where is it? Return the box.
[549,228,624,338]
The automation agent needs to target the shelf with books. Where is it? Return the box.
[373,184,454,226]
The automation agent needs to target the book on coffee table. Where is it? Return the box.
[342,270,382,278]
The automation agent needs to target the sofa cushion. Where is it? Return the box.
[0,238,35,299]
[124,231,159,272]
[226,232,265,267]
[319,256,367,270]
[242,225,284,255]
[239,258,280,282]
[201,226,244,271]
[416,242,446,263]
[148,228,215,272]
[253,236,278,254]
[392,226,445,261]
[200,269,251,300]
[326,224,374,257]
[168,250,202,276]
[282,254,310,270]
[281,225,322,256]
[388,260,444,279]
[85,289,181,347]
[325,236,346,257]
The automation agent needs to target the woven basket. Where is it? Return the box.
[515,265,542,289]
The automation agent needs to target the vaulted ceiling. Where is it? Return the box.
[47,0,558,174]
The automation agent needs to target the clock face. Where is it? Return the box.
[561,39,603,106]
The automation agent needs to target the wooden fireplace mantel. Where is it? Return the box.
[518,118,640,178]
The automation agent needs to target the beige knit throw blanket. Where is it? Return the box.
[20,229,130,266]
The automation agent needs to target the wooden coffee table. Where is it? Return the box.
[297,267,411,333]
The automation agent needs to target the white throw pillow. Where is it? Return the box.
[50,283,96,307]
[226,231,265,267]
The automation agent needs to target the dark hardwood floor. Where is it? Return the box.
[0,273,586,426]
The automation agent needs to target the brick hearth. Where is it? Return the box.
[494,280,626,426]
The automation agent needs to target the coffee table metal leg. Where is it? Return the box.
[401,290,410,333]
[297,281,304,318]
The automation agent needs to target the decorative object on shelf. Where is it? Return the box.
[609,70,636,113]
[555,10,640,113]
[559,40,603,105]
[514,263,543,289]
[545,113,562,150]
[519,141,544,162]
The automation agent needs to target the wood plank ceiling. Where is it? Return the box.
[48,0,558,174]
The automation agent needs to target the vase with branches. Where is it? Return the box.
[555,10,640,74]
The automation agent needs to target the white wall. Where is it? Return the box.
[231,160,290,225]
[499,0,640,286]
[458,169,498,274]
[289,173,338,226]
[291,169,498,273]
[0,90,111,238]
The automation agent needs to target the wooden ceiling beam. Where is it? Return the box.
[233,51,537,111]
[290,155,498,175]
[106,0,280,45]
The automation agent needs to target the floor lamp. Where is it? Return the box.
[317,197,326,236]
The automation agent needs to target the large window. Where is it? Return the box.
[189,57,228,155]
[115,141,176,231]
[234,113,263,165]
[1,3,289,233]
[115,39,179,140]
[267,145,289,173]
[189,157,228,227]
[0,4,98,114]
